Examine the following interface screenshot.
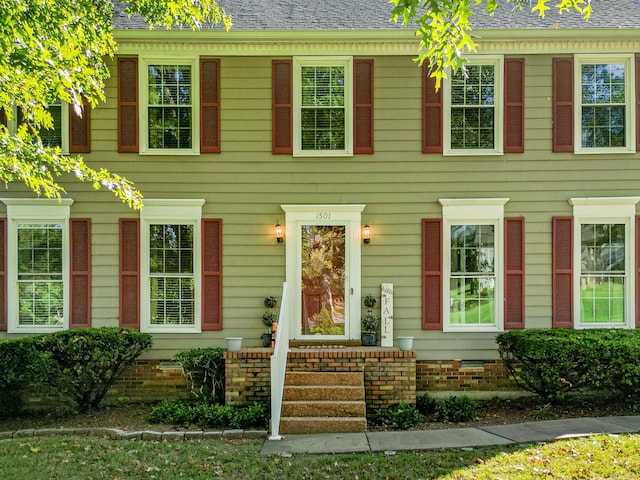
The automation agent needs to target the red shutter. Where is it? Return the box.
[119,218,140,329]
[553,57,574,152]
[504,58,524,153]
[118,57,139,153]
[636,216,640,328]
[272,60,292,154]
[0,218,6,331]
[552,216,573,328]
[422,219,443,329]
[354,59,374,154]
[504,217,525,329]
[636,55,640,153]
[0,109,6,127]
[202,218,222,330]
[69,99,91,153]
[70,219,91,328]
[422,63,443,153]
[200,58,221,153]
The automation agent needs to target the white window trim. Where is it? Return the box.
[281,204,364,340]
[440,198,508,332]
[7,103,69,154]
[139,57,200,156]
[574,54,636,155]
[570,197,640,329]
[1,198,73,333]
[443,56,504,156]
[140,199,205,333]
[293,56,354,157]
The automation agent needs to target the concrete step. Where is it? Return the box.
[285,371,363,387]
[279,416,368,434]
[283,385,364,402]
[281,400,366,418]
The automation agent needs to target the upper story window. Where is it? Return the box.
[293,57,353,156]
[441,198,508,332]
[443,56,504,155]
[9,101,70,153]
[139,58,199,155]
[574,55,635,154]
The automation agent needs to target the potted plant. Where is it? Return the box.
[261,296,278,347]
[361,294,379,346]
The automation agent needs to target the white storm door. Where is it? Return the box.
[282,205,364,341]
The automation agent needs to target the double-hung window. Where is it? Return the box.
[140,58,199,154]
[8,100,70,153]
[293,57,353,156]
[575,54,635,154]
[570,197,638,328]
[140,200,204,332]
[444,56,504,155]
[3,199,72,333]
[441,198,507,332]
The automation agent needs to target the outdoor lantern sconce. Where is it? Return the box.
[275,223,284,243]
[363,224,371,244]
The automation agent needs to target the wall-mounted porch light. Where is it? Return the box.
[275,222,284,243]
[362,224,371,244]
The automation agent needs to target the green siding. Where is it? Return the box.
[2,51,640,361]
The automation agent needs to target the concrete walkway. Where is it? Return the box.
[260,416,640,456]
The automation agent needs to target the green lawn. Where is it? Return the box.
[0,434,639,479]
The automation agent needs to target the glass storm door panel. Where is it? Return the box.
[300,225,346,336]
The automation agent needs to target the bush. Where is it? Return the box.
[175,347,225,404]
[416,392,437,415]
[148,399,269,429]
[374,401,423,430]
[435,395,478,423]
[497,329,640,402]
[31,327,152,413]
[0,339,50,417]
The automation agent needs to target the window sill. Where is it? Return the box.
[443,324,504,333]
[142,325,202,334]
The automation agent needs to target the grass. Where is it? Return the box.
[0,433,639,479]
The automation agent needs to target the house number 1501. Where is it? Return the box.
[316,212,331,220]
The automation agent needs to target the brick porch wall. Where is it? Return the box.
[224,347,416,415]
[416,360,517,393]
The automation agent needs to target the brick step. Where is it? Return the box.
[283,385,364,402]
[281,400,366,418]
[279,416,367,434]
[285,371,363,387]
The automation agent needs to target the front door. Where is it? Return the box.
[282,205,364,341]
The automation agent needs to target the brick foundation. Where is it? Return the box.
[105,360,191,403]
[416,360,516,393]
[224,347,416,416]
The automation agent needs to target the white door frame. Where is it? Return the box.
[281,204,365,340]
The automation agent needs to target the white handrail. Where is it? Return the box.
[269,281,289,440]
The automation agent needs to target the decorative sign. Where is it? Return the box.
[380,283,394,347]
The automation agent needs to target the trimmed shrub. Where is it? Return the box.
[0,339,50,417]
[416,392,437,415]
[148,399,269,429]
[497,329,640,402]
[373,401,423,430]
[435,395,478,423]
[31,327,153,413]
[175,347,225,404]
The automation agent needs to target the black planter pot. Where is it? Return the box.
[261,333,272,347]
[361,332,377,346]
